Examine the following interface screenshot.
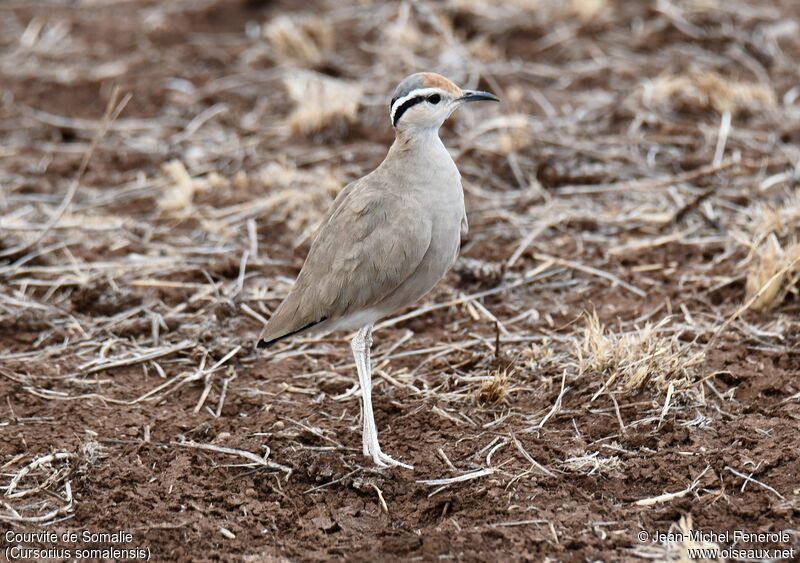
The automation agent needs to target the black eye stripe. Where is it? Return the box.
[392,95,427,127]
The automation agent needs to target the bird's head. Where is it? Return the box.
[389,72,499,133]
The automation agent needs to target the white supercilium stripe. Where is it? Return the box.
[390,87,444,123]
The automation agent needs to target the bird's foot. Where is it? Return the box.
[366,445,413,470]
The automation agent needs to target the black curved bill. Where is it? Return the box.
[458,90,500,103]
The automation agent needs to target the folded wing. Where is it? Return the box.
[258,178,432,346]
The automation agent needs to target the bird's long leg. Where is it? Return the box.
[352,326,374,458]
[351,325,413,469]
[362,328,376,457]
[361,329,373,456]
[360,394,369,457]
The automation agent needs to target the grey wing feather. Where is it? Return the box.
[259,176,432,343]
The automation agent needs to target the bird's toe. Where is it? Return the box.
[377,451,413,470]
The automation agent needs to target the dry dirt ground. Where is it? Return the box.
[2,0,800,561]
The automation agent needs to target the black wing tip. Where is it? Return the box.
[256,338,275,349]
[255,318,326,351]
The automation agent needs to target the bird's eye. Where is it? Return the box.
[427,94,441,104]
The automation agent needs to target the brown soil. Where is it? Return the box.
[2,1,800,562]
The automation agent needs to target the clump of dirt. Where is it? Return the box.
[71,283,143,316]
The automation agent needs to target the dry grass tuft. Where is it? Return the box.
[569,0,609,22]
[284,71,363,135]
[746,192,800,247]
[158,159,209,212]
[578,312,703,394]
[476,368,511,405]
[521,340,554,366]
[452,0,609,25]
[256,160,342,243]
[495,117,533,155]
[81,440,106,464]
[265,15,334,67]
[741,190,800,310]
[745,238,800,311]
[644,71,776,116]
[560,451,622,476]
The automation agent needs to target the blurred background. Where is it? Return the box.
[1,0,799,560]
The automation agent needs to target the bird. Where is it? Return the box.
[257,72,499,469]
